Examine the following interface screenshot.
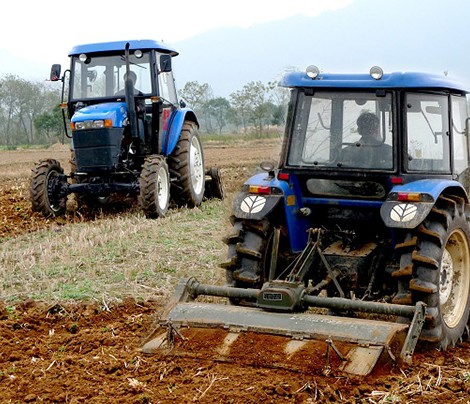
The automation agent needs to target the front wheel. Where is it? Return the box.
[30,159,67,217]
[394,195,470,349]
[168,121,205,207]
[139,155,170,219]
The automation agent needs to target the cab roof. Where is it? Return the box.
[68,39,178,57]
[282,71,469,94]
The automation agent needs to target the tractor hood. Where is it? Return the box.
[71,102,127,128]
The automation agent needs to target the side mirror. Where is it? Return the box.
[50,64,61,81]
[160,54,172,73]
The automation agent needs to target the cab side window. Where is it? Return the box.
[451,95,469,175]
[406,93,450,172]
[158,55,178,105]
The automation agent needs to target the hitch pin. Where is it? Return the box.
[325,337,346,362]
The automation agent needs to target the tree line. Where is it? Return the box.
[178,80,289,136]
[0,75,289,147]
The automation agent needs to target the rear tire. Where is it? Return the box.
[169,121,205,207]
[140,155,170,219]
[394,195,470,349]
[221,218,290,287]
[205,167,225,200]
[30,159,66,217]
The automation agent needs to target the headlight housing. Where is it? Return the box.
[71,119,112,130]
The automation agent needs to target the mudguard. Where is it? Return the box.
[231,172,310,252]
[380,179,468,229]
[232,191,282,220]
[161,108,198,156]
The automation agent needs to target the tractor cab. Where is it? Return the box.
[51,40,184,167]
[281,66,470,197]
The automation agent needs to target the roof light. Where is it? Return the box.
[370,66,384,80]
[306,65,320,79]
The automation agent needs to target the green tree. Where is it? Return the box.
[35,104,63,143]
[0,75,60,146]
[179,81,214,132]
[203,97,231,134]
[230,81,270,137]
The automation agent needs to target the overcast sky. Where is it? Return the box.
[1,0,352,69]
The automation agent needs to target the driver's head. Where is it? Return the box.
[357,112,380,139]
[124,71,137,84]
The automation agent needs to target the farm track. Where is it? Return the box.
[1,140,470,402]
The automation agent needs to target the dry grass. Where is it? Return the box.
[0,201,228,302]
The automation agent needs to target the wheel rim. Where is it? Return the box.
[46,169,63,213]
[190,136,204,195]
[440,229,470,329]
[156,165,169,210]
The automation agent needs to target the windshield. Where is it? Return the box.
[287,91,394,170]
[70,53,152,99]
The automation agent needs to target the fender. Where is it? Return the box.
[161,108,199,156]
[232,172,310,252]
[380,179,468,229]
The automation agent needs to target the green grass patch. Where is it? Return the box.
[0,200,229,302]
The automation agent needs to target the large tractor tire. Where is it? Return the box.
[139,155,170,219]
[30,159,67,217]
[394,194,470,349]
[168,121,205,207]
[221,217,290,293]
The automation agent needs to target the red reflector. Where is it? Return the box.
[278,172,290,181]
[391,177,403,184]
[249,185,271,195]
[397,192,421,202]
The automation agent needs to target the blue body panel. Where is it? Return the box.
[244,174,310,252]
[282,71,469,93]
[71,102,128,127]
[69,39,178,56]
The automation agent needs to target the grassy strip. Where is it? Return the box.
[0,200,228,302]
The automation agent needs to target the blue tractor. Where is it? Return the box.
[31,40,223,218]
[144,67,470,375]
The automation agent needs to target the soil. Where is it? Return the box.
[1,141,470,403]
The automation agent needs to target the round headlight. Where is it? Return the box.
[370,66,384,80]
[79,53,88,62]
[306,65,320,79]
[134,49,143,58]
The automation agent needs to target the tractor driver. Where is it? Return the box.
[340,112,392,168]
[115,71,143,96]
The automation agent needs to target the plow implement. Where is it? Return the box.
[142,278,426,376]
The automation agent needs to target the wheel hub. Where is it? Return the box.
[439,249,453,305]
[190,137,204,195]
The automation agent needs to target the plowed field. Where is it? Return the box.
[1,141,470,403]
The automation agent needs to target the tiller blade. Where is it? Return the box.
[141,278,425,376]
